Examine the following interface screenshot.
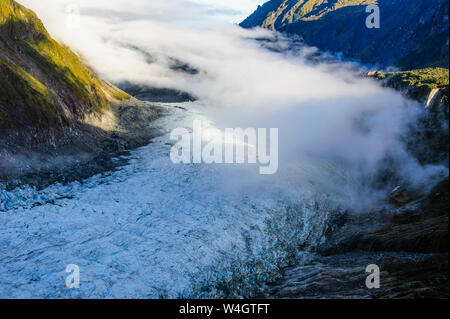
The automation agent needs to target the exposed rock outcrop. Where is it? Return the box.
[270,178,449,299]
[0,0,167,181]
[365,68,449,165]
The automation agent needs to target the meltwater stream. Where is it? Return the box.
[0,102,333,298]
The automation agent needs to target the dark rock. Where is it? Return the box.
[389,186,414,206]
[373,253,449,299]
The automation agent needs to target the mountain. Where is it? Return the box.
[0,0,129,144]
[241,0,375,29]
[241,0,449,70]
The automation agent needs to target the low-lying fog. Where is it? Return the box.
[19,0,447,210]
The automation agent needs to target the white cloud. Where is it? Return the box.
[16,0,446,210]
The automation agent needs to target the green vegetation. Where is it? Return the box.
[283,0,376,23]
[374,68,449,105]
[384,68,449,91]
[0,0,130,133]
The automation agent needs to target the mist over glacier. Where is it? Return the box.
[16,0,447,209]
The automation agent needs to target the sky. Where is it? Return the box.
[190,0,265,23]
[20,0,266,26]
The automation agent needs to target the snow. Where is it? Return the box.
[0,102,331,298]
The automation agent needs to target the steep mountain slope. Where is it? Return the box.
[0,0,129,138]
[241,0,376,30]
[241,0,449,70]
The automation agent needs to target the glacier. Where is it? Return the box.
[0,102,334,298]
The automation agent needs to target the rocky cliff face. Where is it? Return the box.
[241,0,376,30]
[0,0,129,149]
[241,0,449,70]
[365,68,449,165]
